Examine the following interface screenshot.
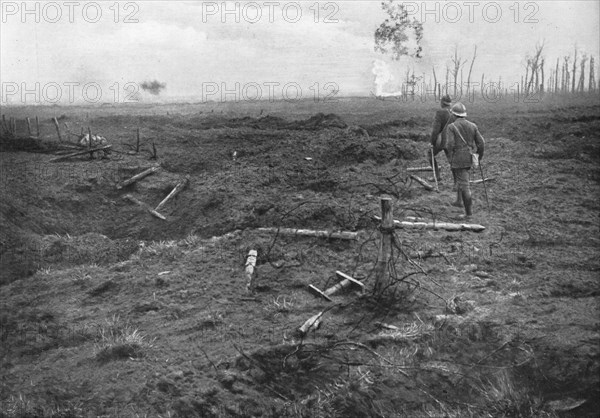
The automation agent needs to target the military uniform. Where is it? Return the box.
[445,106,485,218]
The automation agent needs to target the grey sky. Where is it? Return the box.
[1,1,598,103]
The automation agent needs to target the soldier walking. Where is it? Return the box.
[445,102,485,220]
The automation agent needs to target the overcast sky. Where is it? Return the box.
[1,1,599,104]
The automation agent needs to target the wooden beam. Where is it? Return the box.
[410,175,434,191]
[116,166,160,189]
[154,177,188,212]
[257,227,358,241]
[49,145,112,162]
[470,177,495,184]
[373,215,485,232]
[406,166,434,172]
[123,194,166,220]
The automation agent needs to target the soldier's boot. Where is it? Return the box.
[451,189,463,207]
[459,189,473,219]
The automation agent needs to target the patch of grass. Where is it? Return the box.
[476,370,558,418]
[0,393,84,418]
[94,315,154,363]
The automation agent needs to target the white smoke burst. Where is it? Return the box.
[372,59,403,97]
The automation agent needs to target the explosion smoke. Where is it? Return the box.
[140,80,167,95]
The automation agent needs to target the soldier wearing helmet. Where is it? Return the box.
[428,94,454,182]
[445,102,485,219]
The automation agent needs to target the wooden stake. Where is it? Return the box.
[245,250,257,293]
[26,118,32,136]
[410,175,434,191]
[53,117,62,142]
[49,145,112,162]
[374,197,394,294]
[123,194,166,220]
[431,147,439,192]
[373,215,485,232]
[154,177,188,212]
[36,116,39,137]
[257,227,358,241]
[116,166,160,189]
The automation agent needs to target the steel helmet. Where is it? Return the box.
[451,102,467,117]
[441,95,452,106]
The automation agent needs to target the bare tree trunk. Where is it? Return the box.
[554,58,559,94]
[432,66,438,101]
[466,45,477,98]
[445,65,449,95]
[524,61,530,95]
[540,59,544,94]
[571,46,578,93]
[578,56,587,92]
[589,56,596,92]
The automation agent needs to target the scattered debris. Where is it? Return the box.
[123,194,166,220]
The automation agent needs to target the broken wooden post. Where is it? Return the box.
[298,311,324,335]
[35,116,40,137]
[257,227,358,241]
[1,115,8,134]
[245,250,257,293]
[154,177,189,212]
[309,271,364,301]
[406,166,434,173]
[123,194,166,220]
[410,175,434,191]
[136,128,140,153]
[374,197,394,295]
[26,117,32,136]
[116,166,160,190]
[53,117,62,142]
[87,127,93,158]
[49,145,112,162]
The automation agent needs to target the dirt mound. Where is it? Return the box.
[289,113,348,130]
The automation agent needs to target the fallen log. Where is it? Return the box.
[257,227,358,240]
[245,250,257,293]
[116,166,160,190]
[406,166,433,173]
[154,177,189,212]
[373,215,485,232]
[410,175,434,191]
[470,177,495,184]
[49,145,112,162]
[123,194,166,220]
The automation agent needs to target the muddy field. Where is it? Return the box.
[0,96,599,417]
